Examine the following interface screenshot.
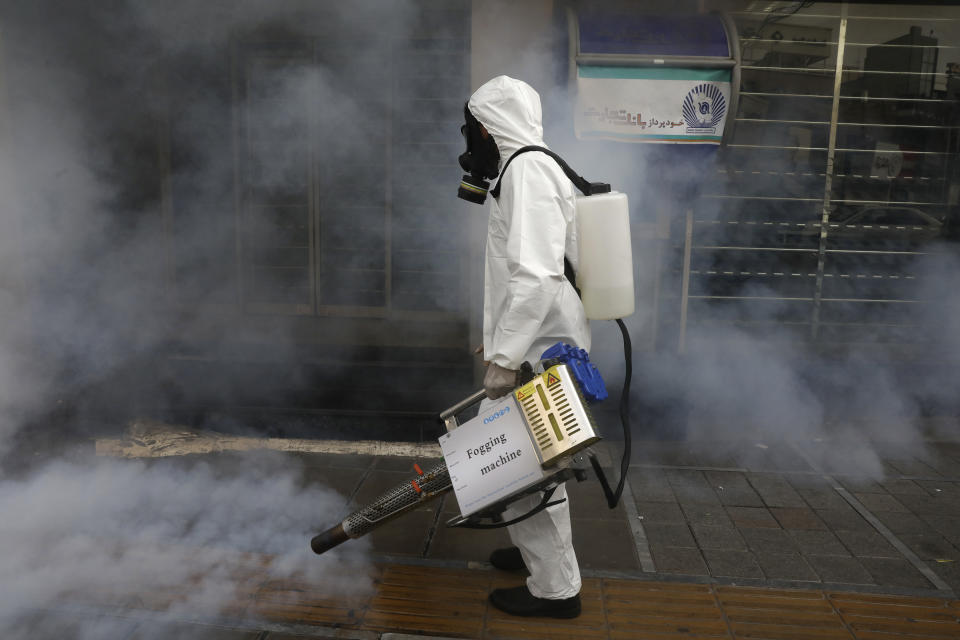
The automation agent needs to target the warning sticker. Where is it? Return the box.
[546,373,561,387]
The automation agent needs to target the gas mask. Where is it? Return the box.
[457,104,500,204]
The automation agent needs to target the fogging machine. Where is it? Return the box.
[311,341,632,555]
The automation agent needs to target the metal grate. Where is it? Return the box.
[674,2,960,352]
[235,2,470,317]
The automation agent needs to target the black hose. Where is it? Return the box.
[590,318,633,509]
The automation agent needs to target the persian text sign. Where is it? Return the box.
[438,396,546,516]
[575,66,732,144]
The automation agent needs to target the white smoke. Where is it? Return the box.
[0,0,428,634]
[0,451,371,634]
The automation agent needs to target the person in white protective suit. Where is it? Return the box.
[457,75,587,619]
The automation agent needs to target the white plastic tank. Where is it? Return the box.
[575,191,635,320]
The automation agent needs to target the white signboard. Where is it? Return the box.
[438,396,546,517]
[575,65,732,144]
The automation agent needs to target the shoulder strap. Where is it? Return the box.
[490,145,610,199]
[491,145,591,298]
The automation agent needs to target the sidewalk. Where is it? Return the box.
[15,420,960,638]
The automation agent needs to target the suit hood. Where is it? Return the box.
[467,76,545,165]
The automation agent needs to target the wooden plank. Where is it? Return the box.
[608,616,731,636]
[842,614,960,637]
[717,595,834,612]
[250,601,362,627]
[605,578,714,595]
[827,592,948,608]
[368,595,485,618]
[723,608,844,628]
[374,582,488,603]
[379,564,491,590]
[730,621,853,640]
[605,589,718,605]
[605,600,725,619]
[717,586,828,601]
[831,601,958,622]
[363,608,483,637]
[256,588,369,610]
[610,631,728,640]
[485,618,610,640]
[856,631,960,640]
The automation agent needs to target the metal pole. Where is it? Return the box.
[811,4,848,341]
[678,208,694,354]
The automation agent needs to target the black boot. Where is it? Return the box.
[489,585,581,618]
[489,546,526,571]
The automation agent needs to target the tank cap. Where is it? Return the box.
[586,182,611,195]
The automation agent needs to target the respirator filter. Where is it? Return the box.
[458,174,490,204]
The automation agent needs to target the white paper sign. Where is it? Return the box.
[575,65,732,144]
[438,396,546,516]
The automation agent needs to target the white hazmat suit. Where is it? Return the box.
[469,75,589,600]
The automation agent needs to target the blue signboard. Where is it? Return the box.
[578,13,730,58]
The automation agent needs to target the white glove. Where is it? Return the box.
[484,363,518,399]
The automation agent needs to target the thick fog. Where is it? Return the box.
[0,0,425,633]
[0,0,959,633]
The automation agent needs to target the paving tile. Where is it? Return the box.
[294,452,375,469]
[904,494,955,516]
[634,441,702,466]
[367,507,436,556]
[788,530,851,557]
[807,555,875,585]
[667,470,721,505]
[692,524,748,551]
[772,507,827,530]
[916,479,960,498]
[627,468,675,502]
[923,453,960,477]
[726,506,780,529]
[644,522,697,548]
[746,473,806,507]
[834,529,901,559]
[852,492,909,513]
[836,477,886,494]
[859,557,936,590]
[881,478,928,496]
[741,527,799,554]
[922,514,960,542]
[301,465,367,498]
[898,532,960,562]
[873,510,938,535]
[703,549,764,579]
[425,517,512,563]
[568,477,630,521]
[754,551,820,582]
[816,507,872,532]
[707,471,765,507]
[884,457,941,477]
[571,517,641,571]
[635,500,686,524]
[930,559,960,592]
[681,502,733,527]
[649,545,710,576]
[735,445,813,473]
[794,485,850,510]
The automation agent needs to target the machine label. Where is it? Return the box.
[438,396,546,516]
